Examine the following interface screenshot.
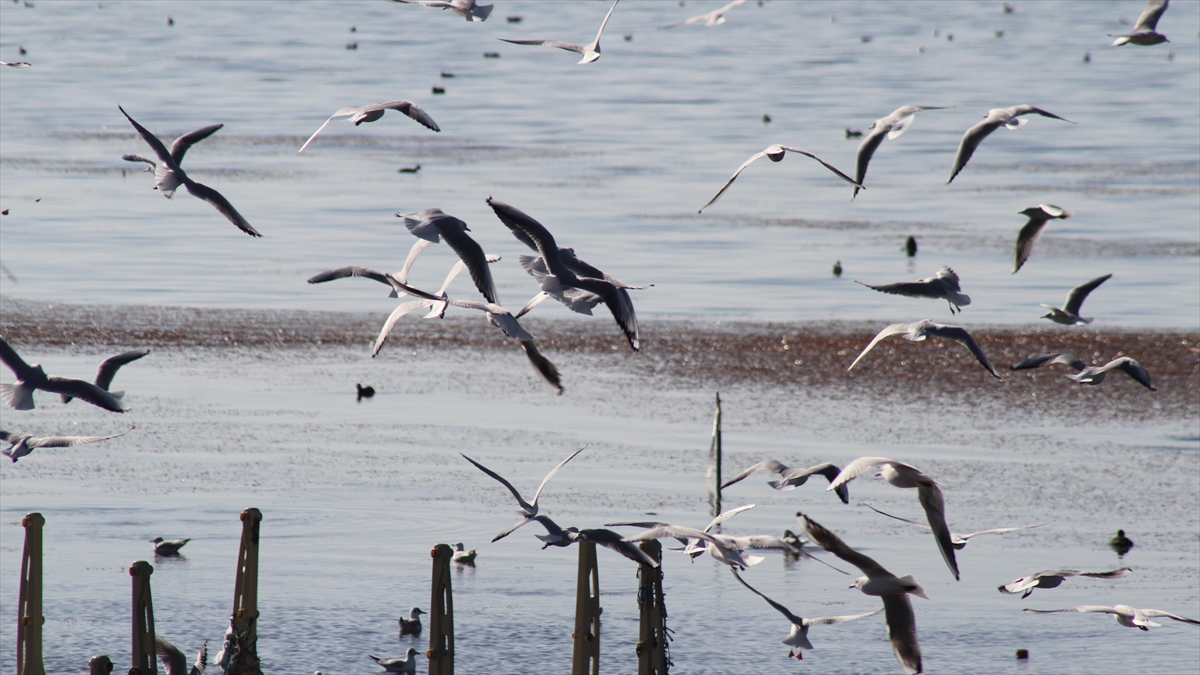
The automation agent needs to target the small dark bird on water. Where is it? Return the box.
[845,128,863,138]
[1110,530,1134,556]
[905,236,918,257]
[483,52,500,58]
[1083,51,1091,62]
[432,86,445,94]
[167,17,174,26]
[441,71,455,78]
[350,25,357,32]
[345,42,358,50]
[624,33,633,41]
[507,15,522,23]
[398,165,421,174]
[832,261,843,277]
[762,113,771,123]
[356,383,375,400]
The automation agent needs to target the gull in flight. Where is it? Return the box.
[297,101,439,154]
[720,460,850,504]
[698,145,863,213]
[1039,274,1111,324]
[499,0,619,64]
[863,504,1050,550]
[828,458,960,581]
[398,608,425,636]
[946,105,1075,184]
[397,208,500,304]
[119,106,261,237]
[662,0,746,28]
[463,447,585,542]
[620,523,761,570]
[369,648,419,673]
[487,197,640,351]
[1010,353,1156,390]
[529,514,659,567]
[62,349,149,404]
[2,427,133,462]
[387,0,493,22]
[1110,0,1170,45]
[852,106,951,198]
[848,320,1000,379]
[797,512,926,675]
[152,537,190,556]
[1013,204,1072,273]
[1,61,31,67]
[1,337,130,412]
[1024,604,1198,630]
[730,569,882,658]
[856,267,971,314]
[155,635,206,675]
[1000,568,1131,598]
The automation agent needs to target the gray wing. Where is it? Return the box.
[437,223,500,304]
[883,594,922,675]
[806,607,885,626]
[576,528,658,566]
[853,128,888,198]
[1011,353,1087,372]
[184,181,262,237]
[864,503,931,530]
[1011,105,1075,123]
[529,446,585,506]
[374,100,441,132]
[698,148,771,213]
[829,457,895,492]
[917,482,960,581]
[796,512,886,576]
[1063,274,1112,315]
[498,39,585,54]
[776,147,865,189]
[1023,605,1118,615]
[925,323,999,378]
[1134,0,1169,31]
[460,453,533,512]
[370,299,440,357]
[156,634,189,675]
[570,276,640,351]
[730,569,807,626]
[307,266,397,288]
[857,277,947,300]
[592,0,620,44]
[0,337,36,380]
[486,198,566,274]
[1138,609,1200,625]
[191,640,207,675]
[1013,216,1049,273]
[958,521,1051,540]
[521,341,563,394]
[947,117,1003,184]
[805,463,850,503]
[28,428,132,449]
[720,459,789,489]
[1078,567,1132,579]
[119,106,174,166]
[93,349,150,391]
[1099,358,1156,390]
[704,503,756,531]
[847,323,916,371]
[40,376,129,412]
[169,124,224,165]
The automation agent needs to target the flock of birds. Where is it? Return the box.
[0,0,1193,673]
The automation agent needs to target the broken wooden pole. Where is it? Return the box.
[427,543,454,675]
[708,392,723,516]
[129,561,156,675]
[17,512,45,675]
[570,541,601,675]
[636,540,669,675]
[223,508,263,675]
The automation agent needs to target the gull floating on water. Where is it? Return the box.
[370,648,419,673]
[662,0,746,28]
[452,542,477,564]
[298,100,440,154]
[863,503,1050,550]
[463,447,584,542]
[62,349,149,404]
[152,537,190,556]
[487,197,640,351]
[155,635,206,675]
[119,106,261,237]
[1010,353,1156,390]
[856,266,971,314]
[1,337,130,412]
[1039,274,1111,324]
[2,426,133,462]
[398,608,425,636]
[848,320,999,379]
[698,145,863,213]
[1110,0,1169,45]
[946,105,1075,184]
[853,106,951,199]
[1013,204,1071,273]
[797,512,925,675]
[1025,604,1198,630]
[498,0,619,64]
[720,460,850,504]
[530,514,658,567]
[387,0,492,22]
[1000,568,1131,598]
[829,458,960,581]
[731,569,882,657]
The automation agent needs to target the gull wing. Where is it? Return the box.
[925,323,999,378]
[864,503,931,530]
[92,350,150,391]
[1011,353,1087,372]
[917,481,960,581]
[119,106,174,166]
[1014,215,1050,273]
[397,238,438,286]
[486,198,566,273]
[828,457,894,492]
[297,111,352,154]
[796,512,886,577]
[373,100,441,132]
[883,593,922,675]
[307,266,397,289]
[1062,274,1112,315]
[520,341,563,394]
[698,147,772,212]
[847,323,915,371]
[498,38,585,55]
[437,221,500,304]
[184,181,262,237]
[857,277,947,301]
[1098,357,1156,390]
[946,115,1004,184]
[576,528,658,566]
[0,337,37,380]
[156,635,189,675]
[1134,0,1169,31]
[1024,605,1119,615]
[853,127,888,199]
[571,276,640,351]
[720,459,789,489]
[40,376,129,412]
[624,525,722,547]
[1010,105,1075,124]
[777,147,864,189]
[958,521,1051,540]
[704,503,756,532]
[730,568,809,628]
[799,463,850,503]
[591,0,620,46]
[529,446,585,507]
[1079,567,1132,579]
[370,300,438,357]
[460,453,534,512]
[1138,609,1200,625]
[169,124,224,165]
[28,427,133,450]
[807,607,885,626]
[514,291,552,320]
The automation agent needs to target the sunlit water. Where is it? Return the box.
[1,1,1199,673]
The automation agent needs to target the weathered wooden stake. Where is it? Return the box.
[224,508,263,675]
[129,561,156,675]
[709,392,723,516]
[570,541,601,675]
[17,512,45,675]
[88,655,114,674]
[427,543,454,675]
[636,540,669,675]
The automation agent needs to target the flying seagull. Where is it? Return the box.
[853,106,951,198]
[621,523,763,571]
[397,208,499,304]
[369,648,419,673]
[62,349,149,404]
[2,427,133,462]
[848,320,999,379]
[863,503,1050,550]
[946,106,1075,184]
[119,106,260,237]
[829,458,960,581]
[529,514,659,567]
[387,0,493,22]
[731,569,882,658]
[1,338,130,412]
[298,101,439,154]
[1024,604,1198,630]
[662,0,746,28]
[1039,274,1111,324]
[699,145,863,213]
[856,266,971,314]
[1000,568,1131,598]
[1010,353,1156,390]
[498,0,620,64]
[155,635,207,675]
[797,512,926,675]
[0,61,31,68]
[1110,0,1169,45]
[720,460,850,504]
[1013,204,1072,273]
[463,447,585,541]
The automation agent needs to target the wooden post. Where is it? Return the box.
[636,541,669,675]
[17,512,45,675]
[88,655,114,674]
[129,561,156,675]
[427,544,454,675]
[570,542,601,675]
[224,508,263,675]
[709,392,723,516]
